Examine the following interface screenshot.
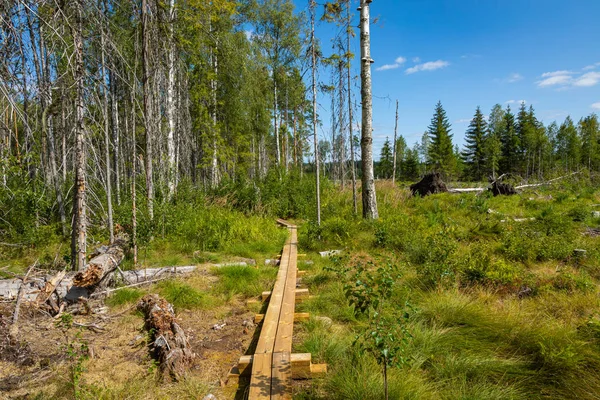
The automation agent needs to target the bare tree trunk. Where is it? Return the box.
[392,99,398,183]
[142,0,154,221]
[347,0,357,215]
[310,0,321,225]
[100,15,114,244]
[210,43,219,188]
[71,0,87,270]
[338,60,345,188]
[110,70,121,206]
[166,0,177,200]
[359,0,378,219]
[130,74,138,267]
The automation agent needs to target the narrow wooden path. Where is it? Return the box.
[230,219,326,399]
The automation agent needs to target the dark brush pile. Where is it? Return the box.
[410,172,448,197]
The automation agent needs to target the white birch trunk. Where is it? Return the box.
[166,0,177,200]
[359,0,378,219]
[310,0,321,225]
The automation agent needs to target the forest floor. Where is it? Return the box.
[1,178,600,399]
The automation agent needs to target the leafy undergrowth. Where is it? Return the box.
[294,179,600,399]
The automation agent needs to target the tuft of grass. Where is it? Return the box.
[155,280,212,310]
[105,288,145,307]
[212,265,276,298]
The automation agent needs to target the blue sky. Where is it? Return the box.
[294,0,600,157]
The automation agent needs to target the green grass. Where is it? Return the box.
[105,288,145,307]
[212,265,277,298]
[294,179,600,399]
[155,280,214,310]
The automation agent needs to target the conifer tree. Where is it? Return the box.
[394,135,407,180]
[500,105,519,174]
[402,147,420,180]
[427,101,455,176]
[461,106,488,181]
[378,137,393,179]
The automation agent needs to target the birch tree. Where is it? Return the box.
[359,0,378,219]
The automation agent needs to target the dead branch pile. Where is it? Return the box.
[137,294,194,380]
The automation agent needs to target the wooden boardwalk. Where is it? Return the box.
[230,219,326,399]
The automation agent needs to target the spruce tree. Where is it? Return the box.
[402,147,420,180]
[378,137,393,179]
[394,135,407,180]
[427,101,455,176]
[500,105,519,174]
[461,106,488,181]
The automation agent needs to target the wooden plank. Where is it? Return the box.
[248,352,273,399]
[271,352,292,399]
[254,312,309,324]
[273,228,298,354]
[261,288,309,302]
[230,353,325,381]
[254,235,292,354]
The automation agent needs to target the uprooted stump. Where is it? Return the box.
[490,181,517,196]
[137,294,194,380]
[410,172,448,197]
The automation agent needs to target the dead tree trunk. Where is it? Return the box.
[347,0,357,215]
[71,0,87,270]
[359,0,378,219]
[310,0,321,226]
[166,0,177,200]
[100,16,114,244]
[142,0,154,221]
[137,294,194,380]
[72,239,126,288]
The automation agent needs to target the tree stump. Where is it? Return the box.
[410,172,448,197]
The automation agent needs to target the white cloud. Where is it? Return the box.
[536,70,574,87]
[412,57,421,63]
[583,62,600,71]
[505,100,527,105]
[376,56,406,72]
[244,30,253,40]
[405,60,450,74]
[592,102,600,110]
[454,118,471,124]
[507,73,524,83]
[541,70,573,78]
[573,72,600,87]
[376,64,400,71]
[536,67,600,89]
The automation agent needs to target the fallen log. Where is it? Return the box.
[72,239,126,288]
[137,294,194,380]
